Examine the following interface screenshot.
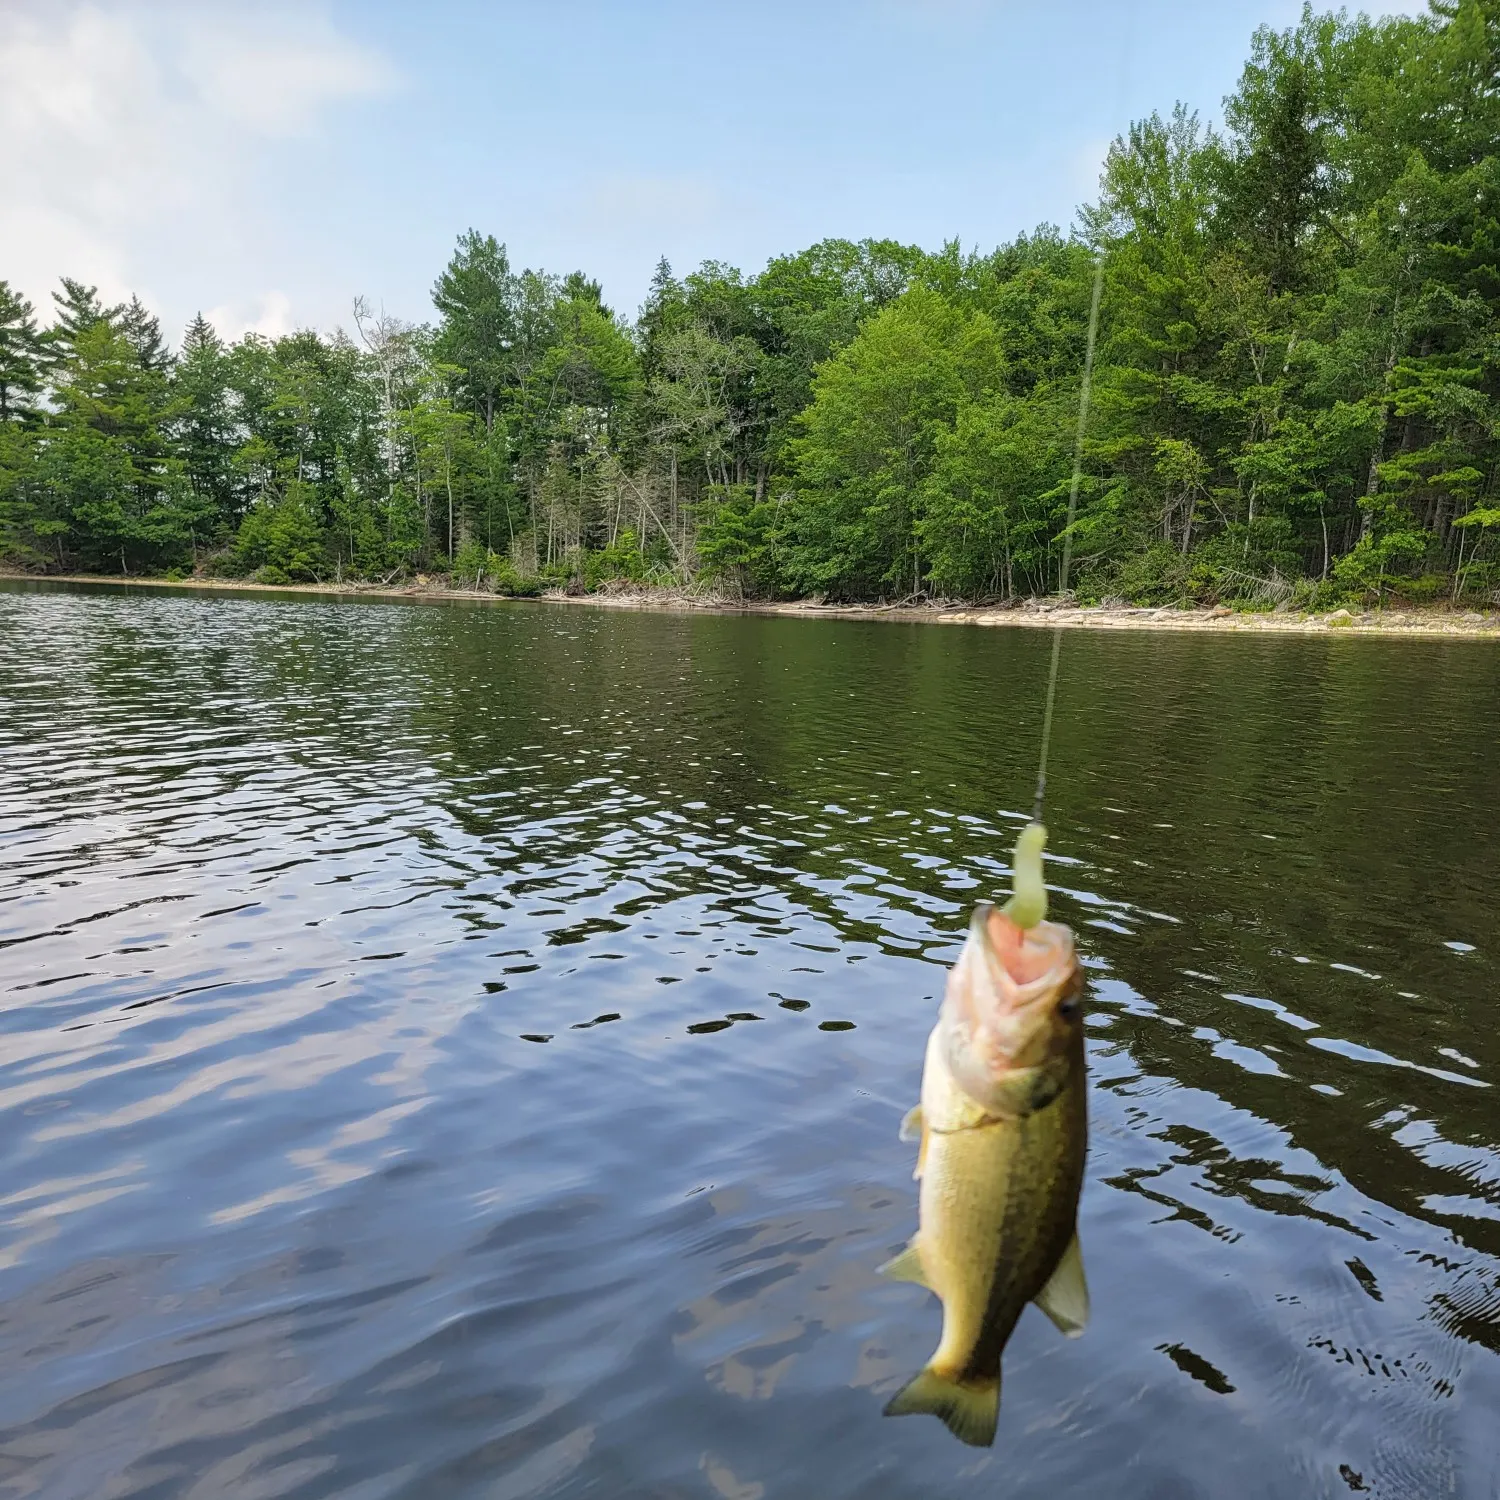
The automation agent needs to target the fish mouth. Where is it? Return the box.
[971,901,1076,1003]
[941,901,1080,1088]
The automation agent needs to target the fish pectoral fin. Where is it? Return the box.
[883,1367,1000,1447]
[899,1105,930,1178]
[877,1239,931,1289]
[1033,1231,1089,1338]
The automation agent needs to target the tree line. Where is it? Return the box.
[1,3,1496,607]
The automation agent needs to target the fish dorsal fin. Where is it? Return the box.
[878,1239,930,1289]
[1033,1232,1089,1338]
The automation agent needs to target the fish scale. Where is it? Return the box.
[920,1021,1087,1387]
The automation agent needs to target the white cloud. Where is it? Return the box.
[178,12,395,136]
[0,2,394,335]
[204,290,296,342]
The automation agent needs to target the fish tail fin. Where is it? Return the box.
[883,1366,1000,1447]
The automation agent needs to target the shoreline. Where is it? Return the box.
[3,571,1498,639]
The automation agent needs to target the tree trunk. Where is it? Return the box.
[446,459,455,560]
[1362,324,1404,543]
[1361,449,1383,544]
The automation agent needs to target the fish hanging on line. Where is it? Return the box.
[881,822,1089,1447]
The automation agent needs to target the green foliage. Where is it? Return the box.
[491,558,544,596]
[1331,528,1432,603]
[0,281,44,422]
[1108,542,1204,606]
[694,488,778,594]
[921,393,1070,598]
[781,286,1004,597]
[451,539,491,587]
[234,484,326,582]
[582,529,647,588]
[0,421,47,565]
[433,231,515,430]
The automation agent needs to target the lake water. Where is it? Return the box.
[2,580,1498,1499]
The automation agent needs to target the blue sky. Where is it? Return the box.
[1,0,1428,341]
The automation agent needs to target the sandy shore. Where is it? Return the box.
[4,571,1498,639]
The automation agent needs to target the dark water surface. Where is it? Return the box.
[2,581,1498,1499]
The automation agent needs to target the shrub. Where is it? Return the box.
[451,540,491,588]
[1331,530,1430,604]
[583,529,647,590]
[488,556,543,596]
[1109,543,1199,605]
[1387,572,1447,603]
[233,487,326,582]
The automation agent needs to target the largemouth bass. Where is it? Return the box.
[883,831,1088,1447]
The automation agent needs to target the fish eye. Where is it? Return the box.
[1058,995,1080,1019]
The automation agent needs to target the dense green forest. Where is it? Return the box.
[1,3,1497,607]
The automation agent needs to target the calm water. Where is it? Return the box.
[2,582,1498,1500]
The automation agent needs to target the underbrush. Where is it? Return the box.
[1076,539,1487,613]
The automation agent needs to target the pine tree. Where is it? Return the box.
[120,295,172,374]
[0,281,44,422]
[637,257,686,380]
[47,277,122,368]
[45,320,183,571]
[562,270,609,313]
[172,313,239,536]
[1219,26,1334,294]
[432,230,517,430]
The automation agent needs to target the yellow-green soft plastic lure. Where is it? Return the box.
[1002,822,1048,930]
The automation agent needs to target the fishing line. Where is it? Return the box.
[1026,0,1136,835]
[1022,0,1134,838]
[1030,253,1105,826]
